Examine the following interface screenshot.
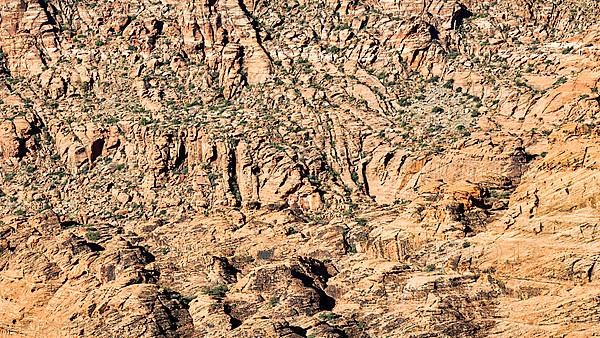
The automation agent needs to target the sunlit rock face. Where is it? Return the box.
[1,0,600,336]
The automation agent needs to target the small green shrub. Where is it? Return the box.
[561,46,573,54]
[355,218,367,226]
[202,284,228,298]
[554,76,567,86]
[86,229,100,241]
[319,312,340,320]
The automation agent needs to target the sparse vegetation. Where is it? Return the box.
[0,1,597,334]
[268,296,279,307]
[85,229,100,241]
[554,76,568,86]
[202,284,228,298]
[355,218,367,226]
[561,46,574,54]
[319,312,340,320]
[4,173,16,182]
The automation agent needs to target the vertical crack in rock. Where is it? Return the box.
[227,138,242,206]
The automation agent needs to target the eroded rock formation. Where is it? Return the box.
[1,0,600,336]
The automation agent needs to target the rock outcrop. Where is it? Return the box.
[1,0,600,336]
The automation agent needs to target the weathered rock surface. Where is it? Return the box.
[1,0,600,336]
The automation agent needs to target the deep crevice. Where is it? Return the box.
[227,139,242,206]
[290,269,335,311]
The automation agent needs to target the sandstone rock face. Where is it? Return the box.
[1,0,600,336]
